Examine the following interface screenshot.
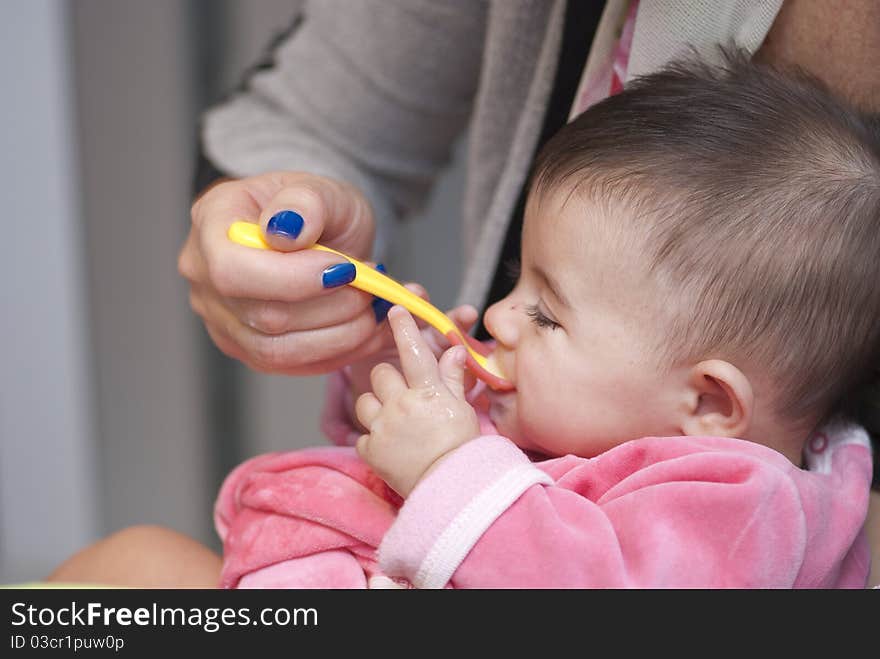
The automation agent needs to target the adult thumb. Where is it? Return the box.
[258,174,375,258]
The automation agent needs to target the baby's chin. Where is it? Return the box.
[506,431,554,460]
[487,393,548,455]
[490,410,538,452]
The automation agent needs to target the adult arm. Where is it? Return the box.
[179,0,486,375]
[755,0,880,110]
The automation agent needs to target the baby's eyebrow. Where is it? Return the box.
[530,263,571,309]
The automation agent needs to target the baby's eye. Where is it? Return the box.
[525,303,561,330]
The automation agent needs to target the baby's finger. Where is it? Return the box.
[387,305,440,388]
[370,362,407,403]
[447,304,479,334]
[424,304,480,353]
[355,392,382,430]
[438,345,468,399]
[355,434,371,462]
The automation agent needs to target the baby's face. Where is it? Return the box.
[482,188,682,458]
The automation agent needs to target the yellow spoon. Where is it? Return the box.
[227,220,513,390]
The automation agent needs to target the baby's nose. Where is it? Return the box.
[483,298,519,348]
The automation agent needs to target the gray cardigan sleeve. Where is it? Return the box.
[202,0,486,259]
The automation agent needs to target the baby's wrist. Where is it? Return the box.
[400,443,467,499]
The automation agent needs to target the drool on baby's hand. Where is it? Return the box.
[355,306,480,498]
[346,284,480,413]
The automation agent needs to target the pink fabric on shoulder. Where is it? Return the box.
[378,425,872,588]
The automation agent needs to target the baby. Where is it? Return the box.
[216,53,879,588]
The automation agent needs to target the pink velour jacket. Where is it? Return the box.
[214,375,872,589]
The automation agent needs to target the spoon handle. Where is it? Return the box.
[228,220,457,335]
[227,220,513,390]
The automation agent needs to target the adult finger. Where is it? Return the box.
[177,225,208,286]
[206,223,355,302]
[192,275,391,375]
[191,175,363,302]
[255,173,375,258]
[425,304,480,352]
[448,304,480,334]
[200,291,381,372]
[387,305,440,388]
[190,178,263,236]
[203,319,249,365]
[228,286,372,335]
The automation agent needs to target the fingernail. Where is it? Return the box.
[372,263,391,321]
[372,297,392,323]
[266,210,304,239]
[322,262,356,288]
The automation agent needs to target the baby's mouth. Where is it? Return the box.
[482,344,514,390]
[452,336,513,391]
[486,387,515,409]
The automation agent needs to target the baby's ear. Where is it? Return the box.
[679,360,753,438]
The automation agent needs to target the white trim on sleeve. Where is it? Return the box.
[412,463,553,589]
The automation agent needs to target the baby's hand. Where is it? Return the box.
[346,286,479,420]
[355,306,480,498]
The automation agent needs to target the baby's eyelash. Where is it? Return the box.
[504,257,521,283]
[525,303,561,330]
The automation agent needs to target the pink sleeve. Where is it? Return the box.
[320,368,362,447]
[214,445,401,588]
[377,436,553,588]
[378,431,872,588]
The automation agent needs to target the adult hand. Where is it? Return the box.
[178,171,385,375]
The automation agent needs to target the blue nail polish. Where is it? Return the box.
[372,264,391,321]
[322,262,356,288]
[372,298,392,322]
[266,210,304,239]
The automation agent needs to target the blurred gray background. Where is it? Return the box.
[0,0,464,582]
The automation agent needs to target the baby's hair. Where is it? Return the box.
[532,50,880,431]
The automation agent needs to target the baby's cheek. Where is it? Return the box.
[487,397,516,440]
[511,396,551,449]
[519,397,589,455]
